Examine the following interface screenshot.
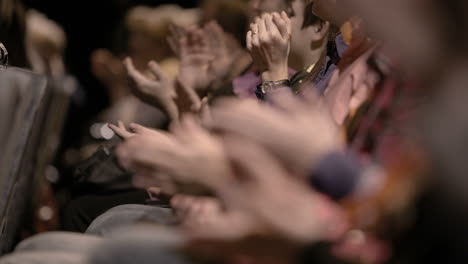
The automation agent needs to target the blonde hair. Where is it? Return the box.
[26,9,66,54]
[126,5,200,39]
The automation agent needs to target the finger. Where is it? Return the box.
[123,57,147,84]
[129,123,161,136]
[249,21,257,34]
[192,29,210,54]
[109,122,134,139]
[246,31,253,51]
[204,21,224,46]
[273,13,290,39]
[265,13,281,37]
[179,35,189,57]
[188,54,216,63]
[129,123,149,133]
[170,195,182,209]
[177,195,195,218]
[199,97,212,128]
[148,61,167,82]
[118,120,126,130]
[167,35,180,57]
[147,187,162,200]
[169,23,183,41]
[281,11,292,35]
[258,16,268,43]
[202,23,217,51]
[251,23,261,48]
[187,199,204,218]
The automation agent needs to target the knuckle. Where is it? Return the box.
[260,36,271,44]
[271,35,282,42]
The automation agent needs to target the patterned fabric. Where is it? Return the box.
[298,34,349,95]
[346,52,420,167]
[347,73,400,155]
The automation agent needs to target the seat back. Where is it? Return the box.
[0,67,48,254]
[32,76,77,232]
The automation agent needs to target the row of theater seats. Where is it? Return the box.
[0,67,76,254]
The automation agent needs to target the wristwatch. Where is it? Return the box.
[255,79,291,100]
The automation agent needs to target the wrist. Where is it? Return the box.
[262,64,289,82]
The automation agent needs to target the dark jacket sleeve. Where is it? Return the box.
[309,152,361,200]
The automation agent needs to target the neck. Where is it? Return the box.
[289,37,328,70]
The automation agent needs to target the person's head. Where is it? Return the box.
[287,0,330,69]
[312,0,349,26]
[125,5,198,71]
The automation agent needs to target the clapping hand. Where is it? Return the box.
[123,57,179,121]
[209,90,341,177]
[247,12,292,82]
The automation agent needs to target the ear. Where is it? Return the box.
[310,21,330,42]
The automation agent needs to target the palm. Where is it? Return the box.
[179,54,215,91]
[124,58,179,120]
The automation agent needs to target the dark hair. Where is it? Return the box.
[301,1,323,29]
[286,0,324,29]
[435,0,468,56]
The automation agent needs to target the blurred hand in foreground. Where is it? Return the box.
[209,90,341,177]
